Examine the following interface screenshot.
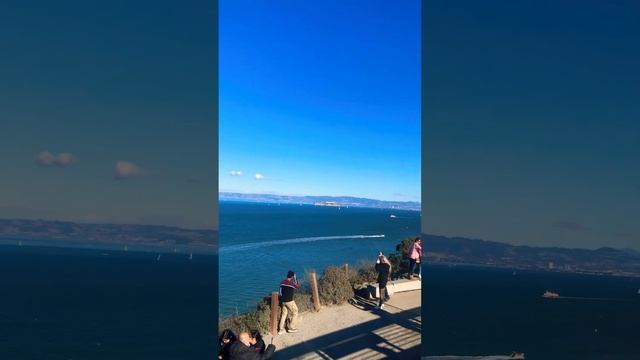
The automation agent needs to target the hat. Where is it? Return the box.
[287,270,295,278]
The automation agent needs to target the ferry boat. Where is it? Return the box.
[542,290,559,298]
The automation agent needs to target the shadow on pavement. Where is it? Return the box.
[273,305,421,359]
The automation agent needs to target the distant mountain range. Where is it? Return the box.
[423,234,640,277]
[219,192,421,211]
[0,218,217,247]
[1,217,637,277]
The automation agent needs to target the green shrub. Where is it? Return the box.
[219,302,271,335]
[350,262,377,287]
[389,236,419,277]
[318,266,353,305]
[293,290,314,313]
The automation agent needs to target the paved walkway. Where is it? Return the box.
[272,289,421,359]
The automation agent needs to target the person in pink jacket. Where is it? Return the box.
[407,237,422,280]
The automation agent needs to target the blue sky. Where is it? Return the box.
[0,0,216,229]
[219,0,421,202]
[424,1,640,249]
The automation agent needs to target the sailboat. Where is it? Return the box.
[156,254,161,261]
[189,253,193,260]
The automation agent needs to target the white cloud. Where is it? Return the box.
[35,150,77,168]
[254,173,264,180]
[114,161,144,180]
[229,170,243,176]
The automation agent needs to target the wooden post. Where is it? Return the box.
[344,263,349,277]
[309,272,321,312]
[270,291,279,336]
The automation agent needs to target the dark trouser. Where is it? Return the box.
[408,259,417,276]
[378,281,387,306]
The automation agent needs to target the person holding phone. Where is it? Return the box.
[228,332,275,360]
[407,237,422,280]
[375,252,392,309]
[278,270,301,334]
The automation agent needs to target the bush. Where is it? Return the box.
[293,290,314,313]
[389,236,419,278]
[350,263,377,287]
[318,266,353,305]
[219,301,271,335]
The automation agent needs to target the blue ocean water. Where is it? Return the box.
[0,245,217,359]
[423,264,640,359]
[218,201,421,317]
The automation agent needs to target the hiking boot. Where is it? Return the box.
[287,329,298,333]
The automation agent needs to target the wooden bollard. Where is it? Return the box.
[344,263,349,276]
[270,291,279,336]
[309,272,321,311]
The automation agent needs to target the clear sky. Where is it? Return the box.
[424,1,640,249]
[219,0,421,202]
[0,0,216,229]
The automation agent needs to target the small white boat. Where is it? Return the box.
[156,254,161,261]
[542,290,559,298]
[189,253,193,260]
[389,214,397,218]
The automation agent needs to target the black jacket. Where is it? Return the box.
[250,339,266,354]
[228,341,275,360]
[375,262,390,284]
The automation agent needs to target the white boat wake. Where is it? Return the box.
[220,234,385,253]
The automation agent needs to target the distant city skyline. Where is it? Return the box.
[219,0,421,202]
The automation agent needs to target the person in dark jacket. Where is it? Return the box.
[375,252,392,309]
[228,332,275,360]
[218,329,237,360]
[249,329,266,353]
[278,270,301,334]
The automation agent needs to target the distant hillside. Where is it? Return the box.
[219,192,421,211]
[423,234,640,277]
[0,218,217,246]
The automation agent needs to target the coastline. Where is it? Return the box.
[0,238,217,255]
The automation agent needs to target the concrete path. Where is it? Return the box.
[271,289,421,359]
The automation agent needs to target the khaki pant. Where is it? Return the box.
[278,300,299,331]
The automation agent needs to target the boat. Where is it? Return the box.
[542,290,559,298]
[123,245,128,252]
[389,214,397,218]
[510,352,525,359]
[189,253,193,260]
[156,254,161,261]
